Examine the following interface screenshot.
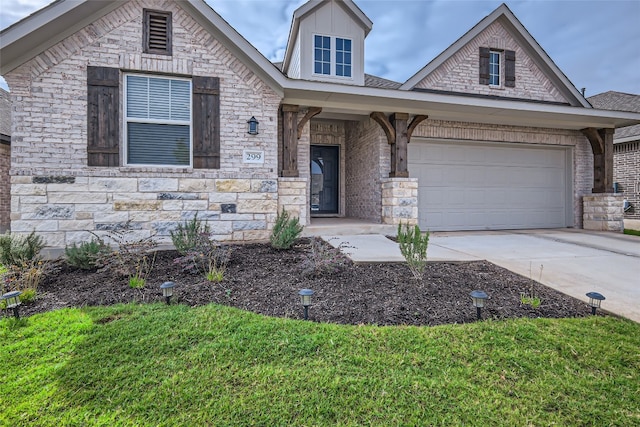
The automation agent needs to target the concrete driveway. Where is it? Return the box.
[429,229,640,322]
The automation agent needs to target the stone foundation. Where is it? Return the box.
[583,194,624,232]
[277,177,308,226]
[381,178,418,225]
[11,176,280,247]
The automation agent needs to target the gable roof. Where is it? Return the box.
[0,0,287,95]
[400,3,590,108]
[588,91,640,142]
[281,0,373,75]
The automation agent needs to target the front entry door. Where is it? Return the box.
[310,145,339,214]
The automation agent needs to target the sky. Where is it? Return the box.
[1,0,639,97]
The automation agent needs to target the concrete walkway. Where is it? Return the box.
[323,229,640,322]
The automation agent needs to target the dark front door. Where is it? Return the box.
[310,145,339,214]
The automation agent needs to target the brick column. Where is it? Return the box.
[583,194,624,232]
[381,178,418,225]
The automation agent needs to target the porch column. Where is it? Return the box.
[581,127,614,193]
[389,113,409,178]
[281,104,299,177]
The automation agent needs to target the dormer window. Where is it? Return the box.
[489,50,500,86]
[314,35,331,75]
[313,35,352,78]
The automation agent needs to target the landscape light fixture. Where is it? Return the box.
[1,291,22,319]
[247,116,259,135]
[160,281,176,305]
[298,289,314,320]
[586,292,605,315]
[470,290,488,320]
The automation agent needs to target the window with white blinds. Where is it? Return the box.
[124,74,191,166]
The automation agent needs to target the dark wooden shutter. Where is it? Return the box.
[505,50,516,88]
[192,76,220,169]
[87,66,119,167]
[144,9,172,55]
[479,47,490,85]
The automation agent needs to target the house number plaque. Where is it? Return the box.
[243,150,264,164]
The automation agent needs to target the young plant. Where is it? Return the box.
[129,276,146,289]
[270,208,303,250]
[174,235,230,283]
[521,263,543,308]
[65,237,111,270]
[1,259,50,304]
[397,222,430,282]
[300,237,351,278]
[97,224,158,287]
[171,213,211,255]
[0,230,45,266]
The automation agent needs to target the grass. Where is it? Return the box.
[1,304,639,426]
[624,228,640,236]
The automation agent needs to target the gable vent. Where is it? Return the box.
[144,9,172,55]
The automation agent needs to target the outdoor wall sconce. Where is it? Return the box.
[298,289,314,320]
[470,290,488,320]
[586,292,605,315]
[247,116,259,135]
[160,281,176,305]
[1,291,22,319]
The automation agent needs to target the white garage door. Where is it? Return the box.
[409,140,570,231]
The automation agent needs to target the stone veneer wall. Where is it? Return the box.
[345,118,389,222]
[0,143,10,232]
[412,119,592,228]
[613,141,640,219]
[4,0,282,246]
[583,194,624,232]
[277,178,308,226]
[381,178,418,225]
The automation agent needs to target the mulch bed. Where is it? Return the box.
[14,238,593,326]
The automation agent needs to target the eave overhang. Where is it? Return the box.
[282,81,640,130]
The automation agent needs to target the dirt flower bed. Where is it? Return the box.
[16,238,593,326]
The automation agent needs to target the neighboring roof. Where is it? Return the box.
[0,0,288,95]
[400,3,590,108]
[364,74,402,90]
[281,0,373,75]
[588,91,640,142]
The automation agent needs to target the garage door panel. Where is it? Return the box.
[409,141,569,231]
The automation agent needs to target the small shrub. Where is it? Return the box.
[301,237,351,278]
[171,214,211,255]
[0,231,45,266]
[97,223,157,287]
[1,259,50,304]
[397,222,429,282]
[65,237,111,270]
[174,236,231,283]
[270,208,303,250]
[521,263,543,308]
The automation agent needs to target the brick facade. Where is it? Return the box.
[614,141,640,219]
[4,0,282,246]
[415,21,567,103]
[0,88,10,233]
[345,118,389,222]
[0,143,9,233]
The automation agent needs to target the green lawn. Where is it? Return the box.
[1,304,639,426]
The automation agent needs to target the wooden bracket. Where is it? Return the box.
[370,112,395,144]
[407,115,428,141]
[581,127,604,154]
[297,107,322,139]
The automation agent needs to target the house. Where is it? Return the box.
[0,88,10,233]
[1,0,639,248]
[588,91,640,227]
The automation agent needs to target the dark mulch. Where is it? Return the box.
[16,238,593,326]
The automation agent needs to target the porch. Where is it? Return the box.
[301,217,397,237]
